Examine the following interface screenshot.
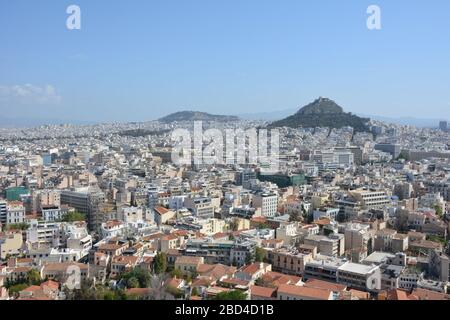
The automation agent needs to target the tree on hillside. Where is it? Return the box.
[212,290,247,300]
[254,247,266,263]
[63,211,86,222]
[27,269,42,285]
[434,205,444,218]
[153,252,167,275]
[121,268,152,288]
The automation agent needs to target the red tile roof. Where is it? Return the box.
[250,285,276,298]
[278,284,332,300]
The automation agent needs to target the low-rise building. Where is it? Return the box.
[0,231,23,259]
[174,256,204,274]
[277,284,334,300]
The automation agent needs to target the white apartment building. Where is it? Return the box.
[253,192,278,218]
[26,247,83,264]
[313,150,354,167]
[41,205,69,222]
[169,195,188,210]
[6,202,26,225]
[313,207,340,221]
[120,206,144,223]
[184,196,215,219]
[276,222,302,246]
[101,220,126,238]
[337,262,381,292]
[26,221,64,248]
[350,189,390,210]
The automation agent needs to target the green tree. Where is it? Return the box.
[212,290,247,300]
[171,267,183,279]
[166,285,184,299]
[121,268,152,288]
[27,269,42,285]
[397,151,410,161]
[8,283,29,296]
[256,222,270,230]
[153,252,167,275]
[254,247,265,263]
[64,279,97,300]
[434,205,444,218]
[103,290,116,300]
[65,280,129,300]
[127,277,140,289]
[6,222,29,231]
[63,211,86,222]
[245,253,253,265]
[100,288,128,300]
[229,220,239,231]
[191,287,199,297]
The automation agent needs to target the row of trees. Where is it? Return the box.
[65,248,263,300]
[4,222,29,231]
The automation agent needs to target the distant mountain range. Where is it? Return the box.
[0,116,94,128]
[238,108,298,121]
[158,111,240,123]
[0,107,446,129]
[268,97,370,132]
[356,114,445,128]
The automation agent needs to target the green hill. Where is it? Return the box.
[159,111,240,123]
[269,98,370,132]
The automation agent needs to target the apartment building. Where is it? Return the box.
[182,238,255,267]
[184,197,215,219]
[277,284,334,300]
[0,231,23,259]
[174,256,205,274]
[344,223,372,253]
[153,207,176,225]
[26,221,64,248]
[41,262,89,283]
[304,255,346,283]
[337,262,381,292]
[304,234,344,257]
[374,229,409,253]
[268,247,314,276]
[41,205,69,222]
[313,207,340,222]
[350,189,390,210]
[6,201,26,225]
[60,187,105,231]
[252,192,278,218]
[275,222,302,246]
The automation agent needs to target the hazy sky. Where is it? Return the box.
[1,0,449,123]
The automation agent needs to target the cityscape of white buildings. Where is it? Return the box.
[0,118,449,301]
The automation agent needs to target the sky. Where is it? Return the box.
[0,0,449,124]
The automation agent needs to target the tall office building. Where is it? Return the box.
[439,121,448,132]
[61,187,105,231]
[374,143,402,159]
[235,169,257,188]
[252,192,278,218]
